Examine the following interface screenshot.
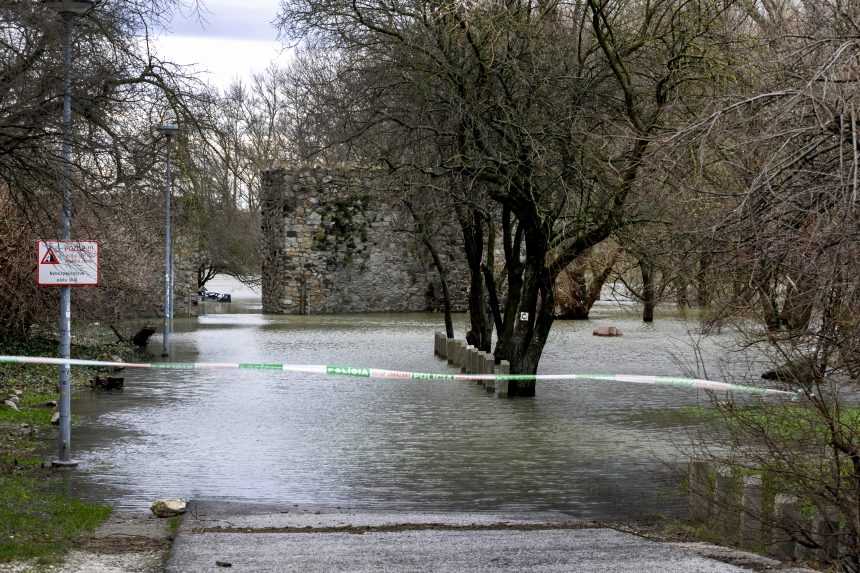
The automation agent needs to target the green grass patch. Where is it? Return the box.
[0,472,111,564]
[725,403,860,443]
[167,515,181,537]
[0,330,132,565]
[0,394,57,427]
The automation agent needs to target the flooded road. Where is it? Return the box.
[68,290,766,519]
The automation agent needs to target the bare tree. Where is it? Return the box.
[277,0,732,380]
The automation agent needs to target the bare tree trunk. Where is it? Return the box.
[640,258,655,323]
[779,272,814,332]
[696,252,711,308]
[405,200,454,338]
[424,238,455,339]
[495,227,554,392]
[752,265,783,332]
[483,217,503,337]
[458,205,491,352]
[556,248,619,320]
[558,263,591,319]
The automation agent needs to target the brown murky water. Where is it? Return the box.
[67,296,767,518]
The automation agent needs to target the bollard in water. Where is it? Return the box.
[813,508,841,563]
[438,332,448,359]
[715,467,740,543]
[770,494,800,561]
[688,460,713,523]
[483,353,496,392]
[740,476,764,549]
[454,340,466,368]
[463,345,475,374]
[469,347,480,377]
[495,360,510,398]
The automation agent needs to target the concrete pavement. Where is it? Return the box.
[165,502,809,573]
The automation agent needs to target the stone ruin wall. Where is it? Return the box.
[261,166,468,314]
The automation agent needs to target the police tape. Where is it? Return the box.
[0,355,798,397]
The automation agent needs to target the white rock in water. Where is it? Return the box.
[3,399,19,412]
[7,395,19,403]
[50,411,60,425]
[150,499,187,518]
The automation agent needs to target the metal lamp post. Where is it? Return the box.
[45,0,94,468]
[158,123,180,357]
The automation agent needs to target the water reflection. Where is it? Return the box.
[68,301,761,518]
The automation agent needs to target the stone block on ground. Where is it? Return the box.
[593,326,623,337]
[151,499,187,518]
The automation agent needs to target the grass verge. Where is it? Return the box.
[0,471,111,564]
[0,330,138,565]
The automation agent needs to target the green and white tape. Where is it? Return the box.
[0,355,797,397]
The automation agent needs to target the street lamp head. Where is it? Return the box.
[157,123,181,137]
[44,1,95,15]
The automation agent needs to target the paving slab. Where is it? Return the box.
[166,502,757,573]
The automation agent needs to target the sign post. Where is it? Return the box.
[36,240,98,468]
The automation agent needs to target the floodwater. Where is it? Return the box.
[67,282,769,519]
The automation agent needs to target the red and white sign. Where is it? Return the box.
[36,241,99,287]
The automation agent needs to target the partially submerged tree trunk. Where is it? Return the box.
[558,263,591,320]
[696,252,711,308]
[753,264,814,334]
[779,272,814,333]
[494,216,556,393]
[424,240,455,339]
[556,247,619,320]
[404,200,454,338]
[640,258,655,323]
[458,203,492,352]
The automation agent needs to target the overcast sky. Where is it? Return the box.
[153,0,292,90]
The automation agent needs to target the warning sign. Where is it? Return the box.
[36,241,99,287]
[41,248,60,265]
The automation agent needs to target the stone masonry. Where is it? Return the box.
[261,166,468,314]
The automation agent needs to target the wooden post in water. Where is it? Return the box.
[770,495,800,561]
[741,476,764,549]
[688,460,712,523]
[715,467,740,544]
[455,341,466,368]
[447,339,458,366]
[813,508,841,563]
[483,353,495,393]
[495,360,510,398]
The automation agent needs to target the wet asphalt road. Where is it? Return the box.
[165,502,772,573]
